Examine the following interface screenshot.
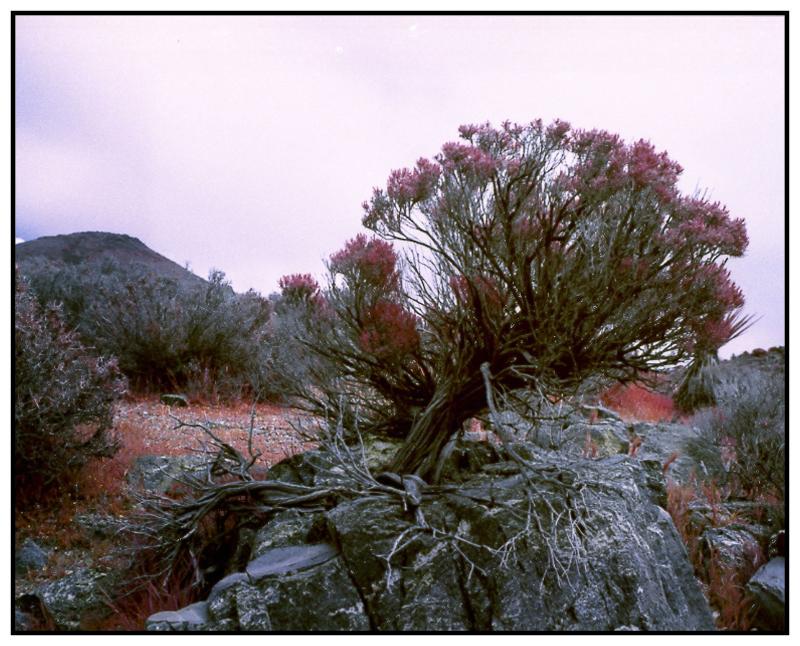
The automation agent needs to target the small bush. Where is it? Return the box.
[687,369,784,504]
[15,271,126,504]
[666,477,766,631]
[82,269,270,396]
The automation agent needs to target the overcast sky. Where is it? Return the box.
[14,14,785,357]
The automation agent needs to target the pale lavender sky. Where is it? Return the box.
[14,15,785,357]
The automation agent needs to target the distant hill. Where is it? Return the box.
[15,231,206,289]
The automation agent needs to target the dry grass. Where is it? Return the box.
[665,477,765,631]
[600,382,681,423]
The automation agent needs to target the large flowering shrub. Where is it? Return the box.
[291,119,751,476]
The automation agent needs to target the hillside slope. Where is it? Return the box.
[15,231,206,289]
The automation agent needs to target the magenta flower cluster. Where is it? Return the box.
[386,157,441,204]
[358,300,419,360]
[438,142,498,180]
[279,273,320,301]
[669,198,748,257]
[329,234,400,290]
[696,264,745,311]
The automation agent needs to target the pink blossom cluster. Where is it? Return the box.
[438,142,498,180]
[669,198,748,257]
[695,315,737,351]
[279,273,320,302]
[386,157,441,203]
[566,129,628,193]
[457,121,513,149]
[361,188,392,230]
[569,128,624,157]
[566,130,684,204]
[627,140,683,202]
[696,264,745,311]
[358,300,419,359]
[329,234,400,290]
[458,120,547,152]
[545,119,571,143]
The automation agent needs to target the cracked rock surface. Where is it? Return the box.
[149,448,714,631]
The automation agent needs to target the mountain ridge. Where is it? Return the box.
[15,231,207,289]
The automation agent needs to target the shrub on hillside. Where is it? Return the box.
[15,270,126,503]
[20,259,274,399]
[259,275,341,405]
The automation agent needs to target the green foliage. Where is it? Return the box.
[15,271,126,502]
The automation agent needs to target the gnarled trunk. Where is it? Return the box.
[387,377,486,478]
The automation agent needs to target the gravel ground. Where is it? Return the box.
[14,397,317,606]
[111,397,317,466]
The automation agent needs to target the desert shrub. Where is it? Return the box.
[687,369,784,502]
[14,270,126,504]
[286,118,752,477]
[21,260,274,398]
[259,276,341,404]
[601,381,677,422]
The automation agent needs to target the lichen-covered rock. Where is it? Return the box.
[250,509,322,558]
[153,543,370,631]
[326,453,713,631]
[746,557,785,631]
[246,544,338,581]
[265,449,350,488]
[561,421,630,458]
[240,557,370,630]
[147,601,211,631]
[701,526,762,571]
[628,422,705,482]
[36,568,113,630]
[360,436,404,471]
[16,538,49,576]
[152,448,714,632]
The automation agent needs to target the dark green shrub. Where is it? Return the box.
[14,271,126,503]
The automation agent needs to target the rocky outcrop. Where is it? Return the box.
[746,557,785,631]
[148,447,714,632]
[35,568,115,630]
[148,543,369,631]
